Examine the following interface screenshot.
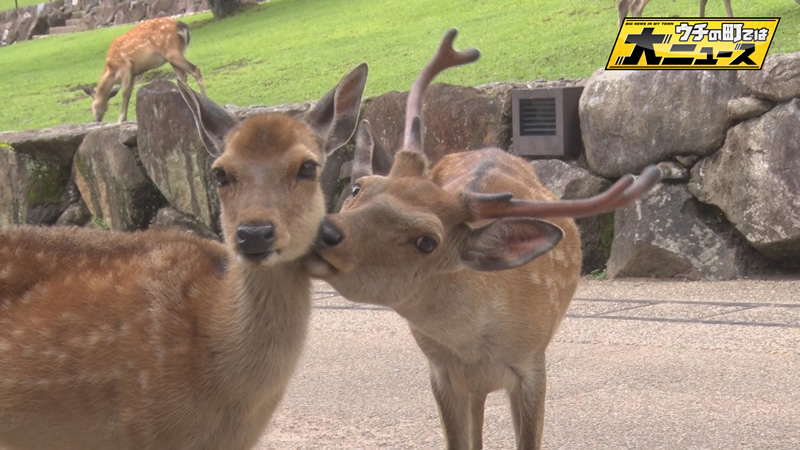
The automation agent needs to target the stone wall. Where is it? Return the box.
[580,53,800,279]
[1,53,798,280]
[1,0,209,46]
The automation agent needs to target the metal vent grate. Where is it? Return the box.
[519,98,557,136]
[511,87,584,159]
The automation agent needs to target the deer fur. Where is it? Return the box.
[305,30,660,449]
[0,63,368,450]
[617,0,733,26]
[81,18,206,123]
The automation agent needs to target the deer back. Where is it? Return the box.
[105,18,188,74]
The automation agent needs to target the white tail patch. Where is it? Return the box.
[177,27,190,49]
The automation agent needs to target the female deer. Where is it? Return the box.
[1,64,368,449]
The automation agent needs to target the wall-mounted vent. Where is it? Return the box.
[518,98,557,136]
[511,87,584,159]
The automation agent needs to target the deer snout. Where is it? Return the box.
[236,223,276,262]
[319,219,344,248]
[307,216,355,276]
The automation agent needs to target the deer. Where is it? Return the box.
[617,0,733,26]
[81,17,206,124]
[0,63,368,449]
[304,29,661,449]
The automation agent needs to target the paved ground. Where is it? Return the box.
[258,278,799,449]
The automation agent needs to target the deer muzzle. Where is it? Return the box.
[302,217,351,279]
[319,219,344,248]
[236,222,276,263]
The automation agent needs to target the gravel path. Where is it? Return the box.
[259,278,799,448]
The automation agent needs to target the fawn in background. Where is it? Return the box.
[82,18,206,123]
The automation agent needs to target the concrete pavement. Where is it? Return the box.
[258,278,799,448]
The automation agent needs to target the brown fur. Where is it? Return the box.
[310,145,581,450]
[311,137,657,449]
[84,18,206,123]
[306,29,658,448]
[0,227,307,449]
[1,64,368,449]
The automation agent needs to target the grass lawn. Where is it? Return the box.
[0,0,44,12]
[0,0,798,131]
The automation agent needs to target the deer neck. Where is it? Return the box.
[210,257,312,393]
[394,271,489,330]
[95,68,118,101]
[393,271,502,363]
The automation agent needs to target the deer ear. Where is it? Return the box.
[176,79,237,159]
[108,86,121,99]
[370,128,394,176]
[460,218,564,272]
[81,86,96,98]
[305,63,369,156]
[351,119,375,180]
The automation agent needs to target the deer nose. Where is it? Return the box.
[236,223,276,260]
[319,219,344,248]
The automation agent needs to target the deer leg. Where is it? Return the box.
[469,393,487,449]
[508,358,547,450]
[170,58,206,96]
[699,0,708,16]
[724,0,733,17]
[429,366,470,450]
[616,0,629,27]
[173,65,188,84]
[117,69,135,123]
[631,0,650,17]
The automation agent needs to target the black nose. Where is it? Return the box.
[236,223,276,260]
[320,220,343,248]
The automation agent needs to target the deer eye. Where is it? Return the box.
[211,167,230,187]
[415,236,438,254]
[350,183,361,197]
[298,160,318,180]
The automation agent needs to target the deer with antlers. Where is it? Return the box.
[0,63,368,449]
[82,17,206,123]
[617,0,734,26]
[305,29,660,449]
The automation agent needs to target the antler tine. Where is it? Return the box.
[467,165,663,219]
[176,79,217,158]
[620,164,662,205]
[403,28,480,153]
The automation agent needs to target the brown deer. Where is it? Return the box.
[617,0,733,26]
[81,17,206,123]
[0,63,368,449]
[305,30,661,449]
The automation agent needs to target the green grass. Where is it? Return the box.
[0,0,797,131]
[0,0,44,12]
